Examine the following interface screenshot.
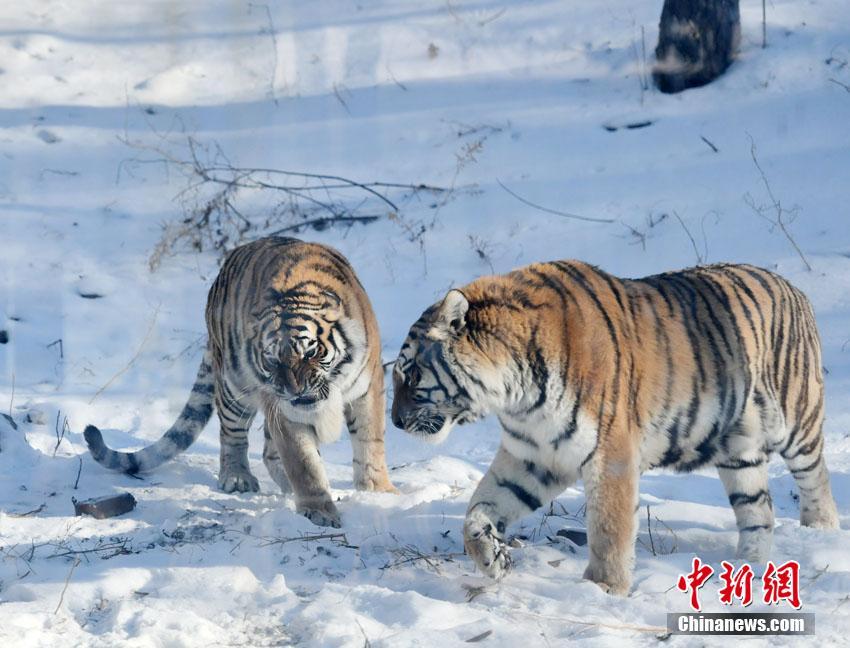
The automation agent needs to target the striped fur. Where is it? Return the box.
[86,236,395,527]
[391,261,839,594]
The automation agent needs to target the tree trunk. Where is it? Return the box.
[653,0,741,94]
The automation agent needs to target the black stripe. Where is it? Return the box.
[717,457,765,469]
[192,381,215,396]
[502,423,540,448]
[524,461,561,487]
[525,327,549,412]
[789,455,822,474]
[552,263,622,442]
[728,490,769,507]
[495,477,542,511]
[657,417,683,467]
[182,402,213,424]
[551,385,582,450]
[740,524,771,533]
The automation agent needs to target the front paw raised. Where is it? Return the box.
[298,500,342,528]
[463,513,512,579]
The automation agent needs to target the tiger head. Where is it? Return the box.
[391,289,498,443]
[256,287,352,411]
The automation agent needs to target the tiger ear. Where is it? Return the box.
[321,290,341,308]
[429,289,469,338]
[321,290,343,320]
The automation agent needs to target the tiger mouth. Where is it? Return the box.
[455,412,479,425]
[291,394,323,407]
[406,413,447,436]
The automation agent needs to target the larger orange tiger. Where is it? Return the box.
[391,260,839,594]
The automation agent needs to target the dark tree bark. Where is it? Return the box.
[653,0,741,94]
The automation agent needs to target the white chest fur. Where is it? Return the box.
[278,387,345,444]
[498,389,597,480]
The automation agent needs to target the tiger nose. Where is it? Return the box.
[391,394,409,429]
[278,366,304,395]
[390,395,405,430]
[391,408,404,429]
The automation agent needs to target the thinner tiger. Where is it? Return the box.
[85,236,395,527]
[391,261,839,594]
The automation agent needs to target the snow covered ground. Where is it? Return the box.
[1,1,850,645]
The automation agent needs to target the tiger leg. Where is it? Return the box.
[262,418,292,493]
[782,436,839,529]
[464,445,570,579]
[344,379,396,493]
[268,414,341,528]
[581,448,640,596]
[214,379,259,493]
[717,463,774,562]
[715,393,781,561]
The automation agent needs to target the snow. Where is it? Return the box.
[1,0,850,646]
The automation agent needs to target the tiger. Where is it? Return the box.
[85,236,396,527]
[391,260,839,594]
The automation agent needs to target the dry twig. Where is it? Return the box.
[119,135,448,269]
[505,608,667,635]
[646,505,657,556]
[9,503,46,518]
[53,411,69,456]
[73,456,83,490]
[54,557,81,614]
[829,78,850,93]
[700,135,719,153]
[745,136,812,271]
[672,211,705,265]
[89,304,161,403]
[381,543,463,572]
[497,180,613,224]
[256,531,354,548]
[249,3,280,105]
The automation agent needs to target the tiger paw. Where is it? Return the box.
[355,472,399,494]
[218,467,260,493]
[583,561,630,596]
[464,513,512,580]
[299,501,342,528]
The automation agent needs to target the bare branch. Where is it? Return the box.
[248,3,280,105]
[53,411,69,457]
[496,179,614,224]
[54,557,81,614]
[9,503,46,518]
[646,505,656,556]
[700,135,719,153]
[672,211,705,265]
[269,215,381,235]
[116,134,450,268]
[73,456,83,490]
[746,135,812,271]
[89,304,161,404]
[829,78,850,93]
